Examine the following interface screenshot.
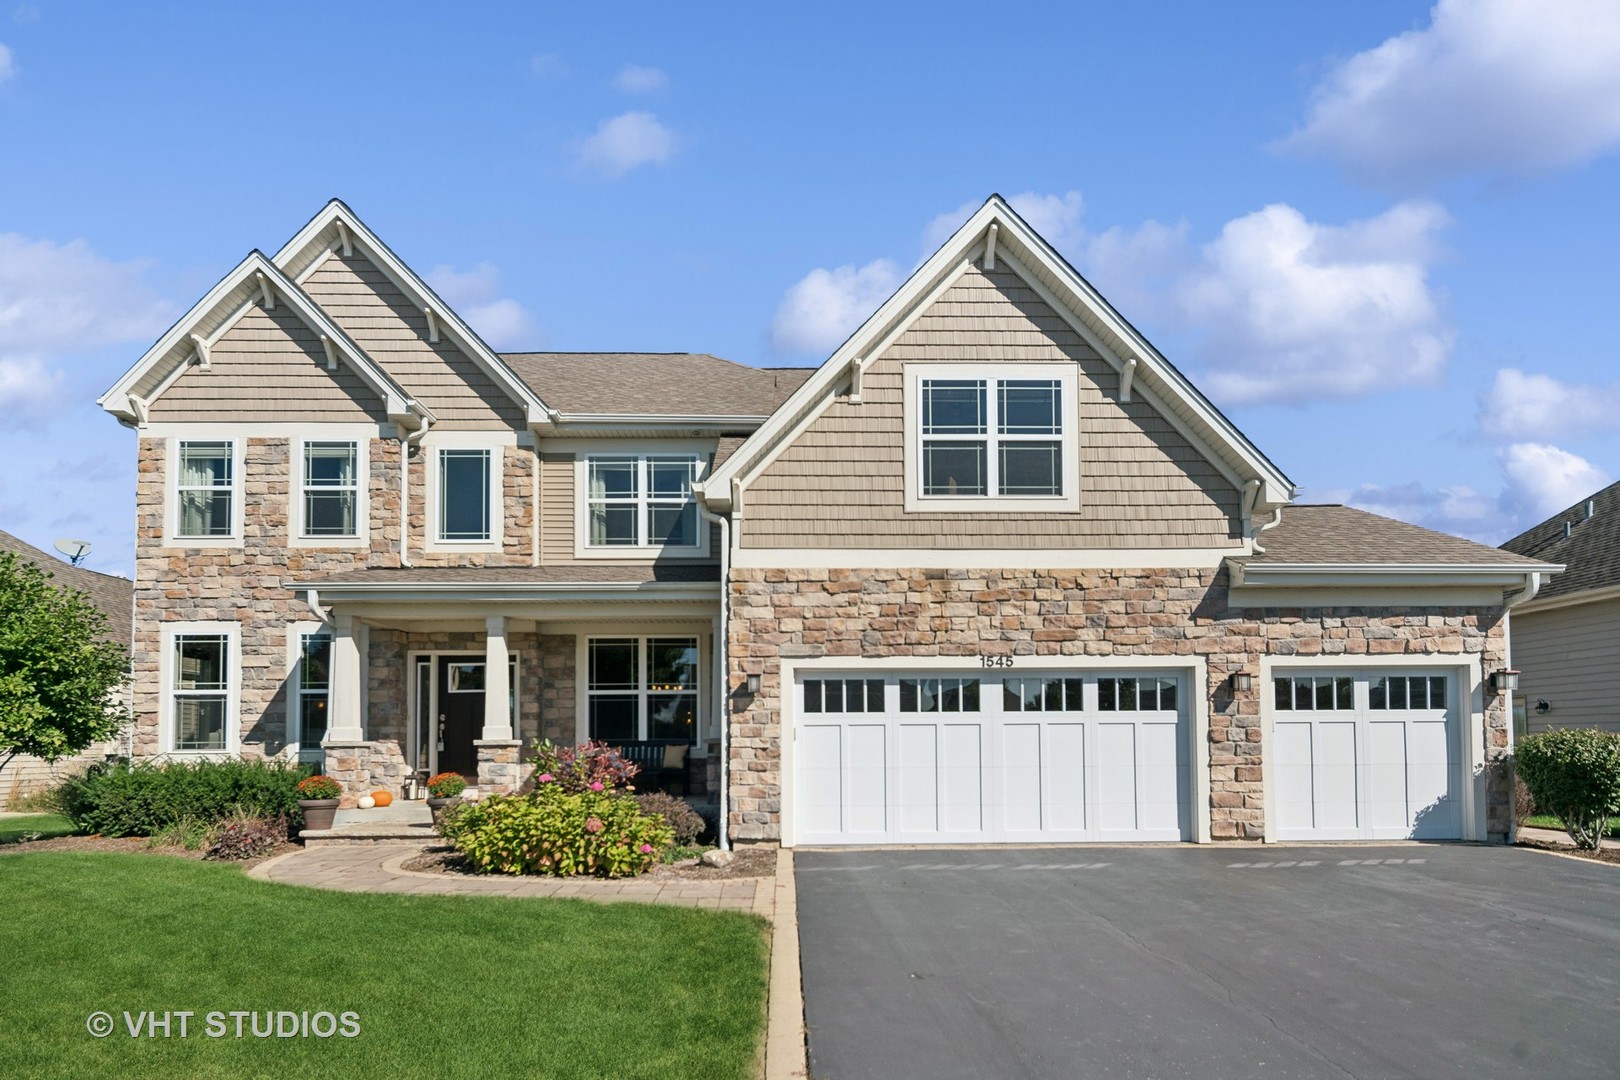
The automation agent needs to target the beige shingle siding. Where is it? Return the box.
[1514,599,1620,734]
[301,250,525,430]
[146,304,390,423]
[742,262,1244,549]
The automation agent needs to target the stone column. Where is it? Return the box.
[327,613,364,742]
[482,614,512,741]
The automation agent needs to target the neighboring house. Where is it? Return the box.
[98,195,1558,845]
[0,530,134,807]
[1500,482,1620,736]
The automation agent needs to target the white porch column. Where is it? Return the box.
[482,614,513,741]
[327,613,364,742]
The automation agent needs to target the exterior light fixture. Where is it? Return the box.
[1229,672,1253,692]
[1490,669,1520,694]
[745,673,762,694]
[1535,698,1551,715]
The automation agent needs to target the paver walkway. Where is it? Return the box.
[252,843,775,919]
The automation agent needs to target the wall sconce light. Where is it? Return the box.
[1489,669,1520,694]
[744,673,762,694]
[1229,672,1253,692]
[1535,698,1551,715]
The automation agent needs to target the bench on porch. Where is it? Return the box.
[613,740,695,796]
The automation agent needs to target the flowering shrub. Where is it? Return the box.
[635,791,707,845]
[444,786,673,877]
[426,772,467,798]
[526,739,639,794]
[296,775,342,801]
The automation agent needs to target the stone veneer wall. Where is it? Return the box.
[726,566,1510,843]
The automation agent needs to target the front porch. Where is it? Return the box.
[300,566,725,808]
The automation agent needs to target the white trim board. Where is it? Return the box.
[730,546,1245,569]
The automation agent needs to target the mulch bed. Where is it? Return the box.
[1517,837,1620,865]
[401,844,776,881]
[0,834,299,868]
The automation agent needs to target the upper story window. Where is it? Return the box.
[903,364,1080,513]
[585,454,702,552]
[176,441,236,538]
[299,441,360,540]
[438,447,493,543]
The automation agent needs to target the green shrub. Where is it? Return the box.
[1516,729,1620,850]
[53,758,311,838]
[445,787,673,877]
[635,791,706,845]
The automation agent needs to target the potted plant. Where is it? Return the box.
[426,772,468,824]
[296,775,343,832]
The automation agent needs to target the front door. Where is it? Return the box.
[437,656,485,780]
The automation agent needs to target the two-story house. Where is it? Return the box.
[100,196,1558,847]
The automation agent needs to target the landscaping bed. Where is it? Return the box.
[0,852,768,1080]
[401,843,777,881]
[0,832,297,867]
[1516,836,1620,865]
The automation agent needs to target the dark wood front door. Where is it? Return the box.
[437,656,484,780]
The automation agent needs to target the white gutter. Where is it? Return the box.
[697,500,732,852]
[1232,561,1564,588]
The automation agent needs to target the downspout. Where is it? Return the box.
[697,499,732,852]
[401,412,433,567]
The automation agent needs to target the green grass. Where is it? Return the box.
[0,813,77,844]
[1524,813,1620,838]
[0,853,769,1079]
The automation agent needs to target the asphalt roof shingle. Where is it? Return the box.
[1243,505,1552,567]
[0,531,133,647]
[500,353,814,418]
[1500,479,1620,601]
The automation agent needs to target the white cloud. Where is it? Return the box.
[613,64,667,94]
[529,52,565,78]
[1499,442,1610,519]
[0,356,60,418]
[576,111,677,177]
[1478,368,1620,440]
[769,259,901,356]
[0,42,13,82]
[924,190,1087,256]
[1178,201,1453,405]
[1280,0,1620,185]
[1320,479,1496,541]
[425,262,537,349]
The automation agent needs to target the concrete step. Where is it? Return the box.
[301,821,440,848]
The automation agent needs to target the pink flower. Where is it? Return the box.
[585,816,604,834]
[639,844,654,854]
[589,781,605,792]
[538,773,554,784]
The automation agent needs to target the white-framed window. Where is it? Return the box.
[293,439,365,545]
[169,439,244,545]
[433,446,501,546]
[585,636,700,745]
[902,363,1080,513]
[161,621,240,754]
[584,454,703,553]
[294,631,331,760]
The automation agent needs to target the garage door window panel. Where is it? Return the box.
[900,677,980,713]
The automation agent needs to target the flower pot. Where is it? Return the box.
[427,796,460,826]
[298,798,340,832]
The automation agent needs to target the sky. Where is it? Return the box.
[2,0,1618,576]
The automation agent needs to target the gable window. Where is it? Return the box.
[176,441,237,538]
[585,455,701,550]
[171,632,232,751]
[439,448,492,542]
[295,632,331,760]
[904,364,1079,512]
[586,636,700,745]
[301,442,359,538]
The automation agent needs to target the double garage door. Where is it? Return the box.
[792,670,1191,845]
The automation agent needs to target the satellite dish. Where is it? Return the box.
[53,538,92,566]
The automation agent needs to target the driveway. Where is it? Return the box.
[795,845,1620,1079]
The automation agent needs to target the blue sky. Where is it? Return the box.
[2,0,1619,575]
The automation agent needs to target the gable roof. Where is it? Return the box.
[698,194,1296,511]
[1501,479,1620,603]
[0,531,132,647]
[273,200,552,425]
[98,250,421,425]
[500,353,814,421]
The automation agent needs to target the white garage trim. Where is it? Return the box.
[778,655,1210,847]
[1259,654,1485,843]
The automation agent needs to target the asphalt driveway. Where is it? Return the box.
[795,844,1620,1080]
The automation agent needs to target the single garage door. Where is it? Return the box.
[1271,671,1462,841]
[792,671,1190,845]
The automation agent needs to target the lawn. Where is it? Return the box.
[0,812,77,844]
[1524,813,1620,838]
[0,853,768,1080]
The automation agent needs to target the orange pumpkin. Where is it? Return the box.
[370,789,393,807]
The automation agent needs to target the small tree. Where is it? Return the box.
[0,553,131,782]
[1516,729,1620,850]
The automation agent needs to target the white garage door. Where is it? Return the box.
[792,671,1190,845]
[1271,671,1462,841]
